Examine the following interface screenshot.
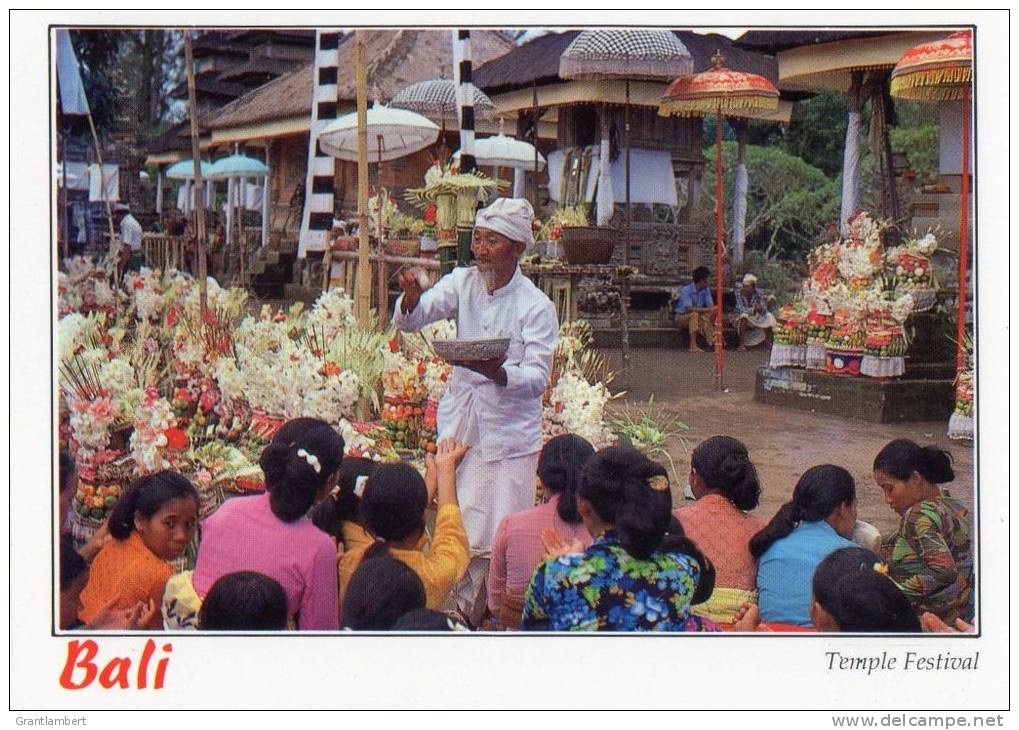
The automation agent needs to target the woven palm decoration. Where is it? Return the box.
[659,51,779,117]
[559,29,694,81]
[890,30,972,101]
[390,78,496,122]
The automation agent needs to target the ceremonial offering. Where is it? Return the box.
[432,337,510,363]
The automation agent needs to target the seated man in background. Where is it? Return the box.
[733,273,777,349]
[674,265,715,353]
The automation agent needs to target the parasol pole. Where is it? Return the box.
[714,103,724,390]
[532,80,539,210]
[376,134,389,326]
[956,83,970,374]
[625,79,631,266]
[183,31,207,311]
[82,107,117,260]
[60,131,69,259]
[355,30,372,326]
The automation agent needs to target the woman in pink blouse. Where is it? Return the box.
[193,418,343,630]
[487,434,594,629]
[674,435,765,626]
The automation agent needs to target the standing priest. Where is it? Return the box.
[394,198,558,624]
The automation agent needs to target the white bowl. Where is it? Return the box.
[432,337,510,362]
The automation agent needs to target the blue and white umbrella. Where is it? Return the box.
[166,158,213,180]
[208,153,268,180]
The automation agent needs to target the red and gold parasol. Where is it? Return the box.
[659,52,779,388]
[891,30,972,375]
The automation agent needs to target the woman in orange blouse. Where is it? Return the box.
[674,436,764,625]
[79,471,199,630]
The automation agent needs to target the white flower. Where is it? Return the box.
[99,357,136,398]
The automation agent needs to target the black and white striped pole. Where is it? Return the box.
[297,28,342,280]
[452,29,476,268]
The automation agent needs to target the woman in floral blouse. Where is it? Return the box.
[521,446,715,632]
[873,439,972,624]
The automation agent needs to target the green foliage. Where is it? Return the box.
[890,125,939,183]
[782,93,849,178]
[698,142,839,261]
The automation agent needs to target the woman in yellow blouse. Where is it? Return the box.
[338,439,470,611]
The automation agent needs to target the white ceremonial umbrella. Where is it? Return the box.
[318,102,439,163]
[453,126,546,171]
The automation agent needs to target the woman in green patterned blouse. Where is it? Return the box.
[873,439,973,624]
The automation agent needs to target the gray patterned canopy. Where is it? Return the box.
[389,78,496,122]
[559,30,694,81]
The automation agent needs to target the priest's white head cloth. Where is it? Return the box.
[475,197,535,252]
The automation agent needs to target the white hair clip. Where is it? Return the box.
[297,448,321,474]
[353,475,368,498]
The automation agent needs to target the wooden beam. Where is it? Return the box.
[184,31,208,310]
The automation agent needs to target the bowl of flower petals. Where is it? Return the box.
[432,337,510,363]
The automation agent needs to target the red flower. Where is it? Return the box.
[417,361,427,376]
[423,205,437,224]
[388,339,400,353]
[199,388,219,412]
[166,306,179,328]
[132,279,145,290]
[164,428,189,450]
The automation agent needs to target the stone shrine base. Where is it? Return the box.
[754,365,955,423]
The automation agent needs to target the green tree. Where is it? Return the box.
[782,93,849,179]
[890,125,939,183]
[698,141,839,261]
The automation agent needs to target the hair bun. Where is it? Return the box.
[719,453,747,480]
[258,441,290,485]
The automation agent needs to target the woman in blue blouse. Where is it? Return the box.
[522,447,715,632]
[749,465,859,627]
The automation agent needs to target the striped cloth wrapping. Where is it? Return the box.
[297,29,342,259]
[452,30,476,173]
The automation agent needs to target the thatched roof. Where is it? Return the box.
[148,120,191,155]
[734,30,894,53]
[475,30,778,95]
[204,29,516,131]
[218,56,304,83]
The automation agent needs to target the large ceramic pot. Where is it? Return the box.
[560,226,616,265]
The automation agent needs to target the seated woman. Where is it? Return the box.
[873,439,972,624]
[733,274,776,349]
[185,418,344,631]
[341,549,428,631]
[487,434,595,630]
[198,571,289,631]
[79,470,199,630]
[733,547,920,633]
[750,465,858,627]
[674,435,764,624]
[338,439,470,611]
[521,446,714,632]
[309,456,377,552]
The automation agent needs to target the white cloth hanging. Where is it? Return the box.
[732,159,749,268]
[548,148,677,207]
[512,168,526,199]
[244,183,264,212]
[840,109,862,227]
[87,164,119,203]
[596,135,614,225]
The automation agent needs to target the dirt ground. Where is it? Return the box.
[598,346,975,536]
